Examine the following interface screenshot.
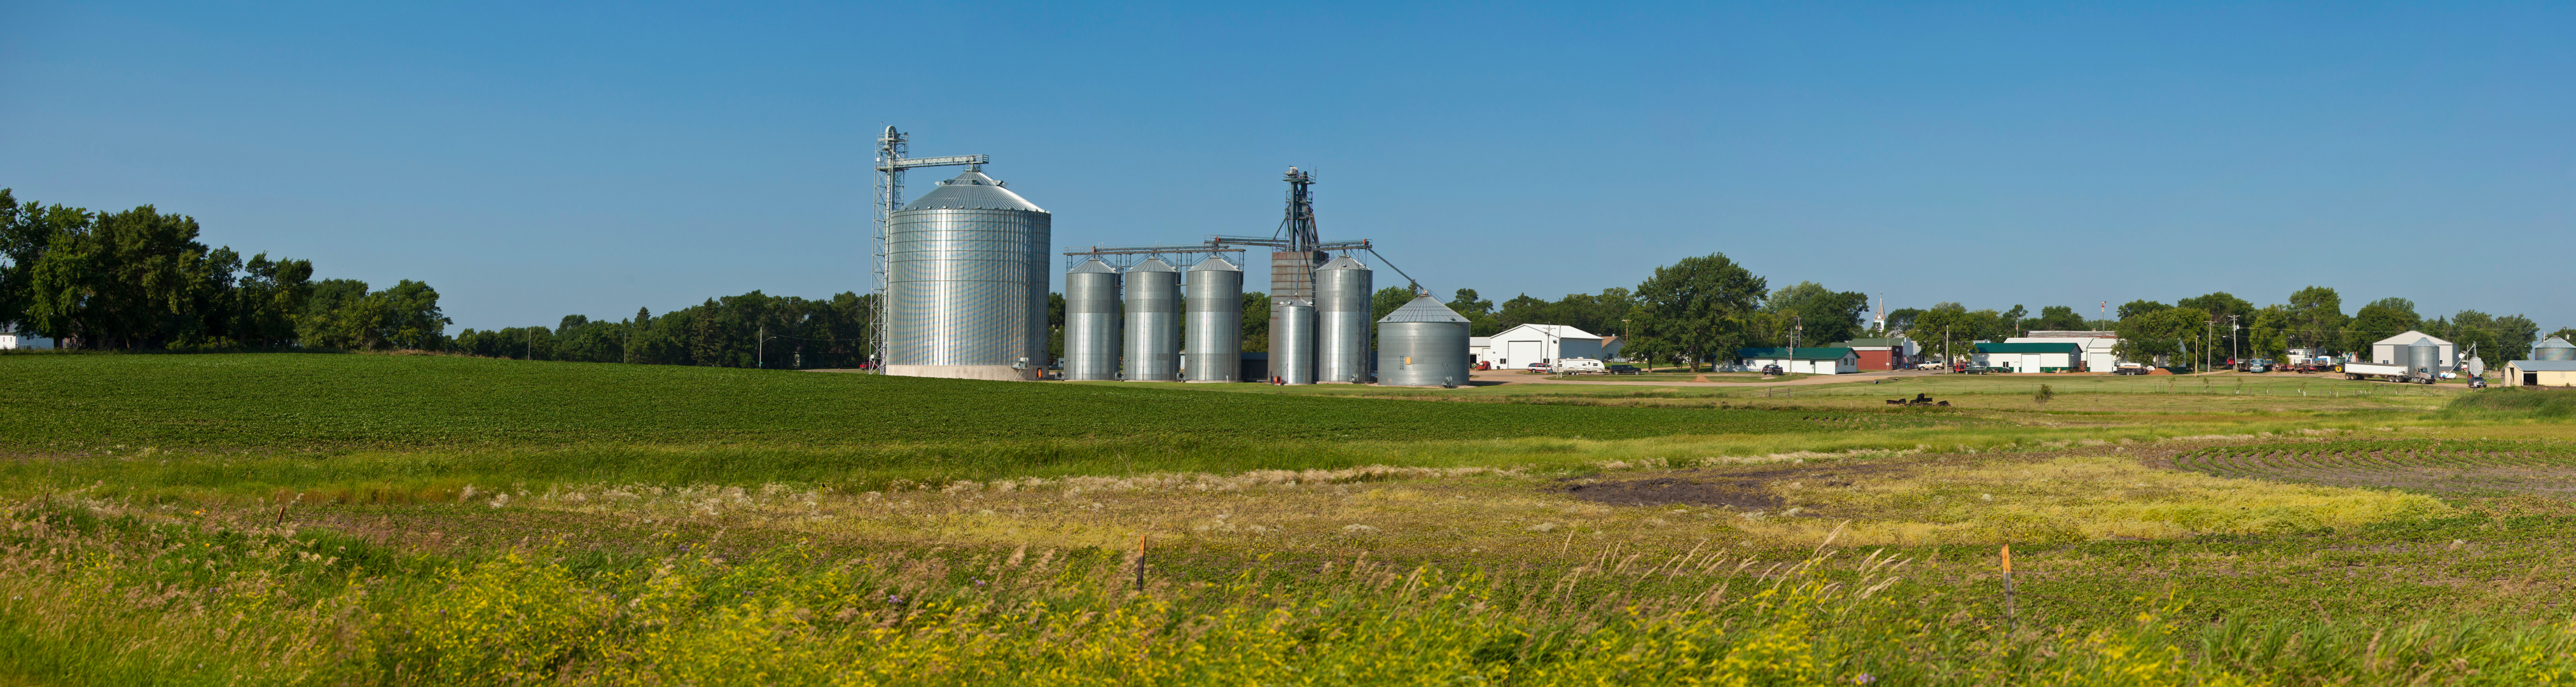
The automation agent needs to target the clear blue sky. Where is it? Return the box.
[4,2,2569,333]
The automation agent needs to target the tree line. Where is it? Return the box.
[1,190,447,350]
[8,189,2558,371]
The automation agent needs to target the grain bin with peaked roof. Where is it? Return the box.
[885,169,1051,380]
[1274,298,1316,384]
[1063,258,1121,380]
[1122,258,1181,381]
[1183,256,1243,382]
[1376,295,1472,387]
[2533,337,2576,361]
[1313,255,1373,384]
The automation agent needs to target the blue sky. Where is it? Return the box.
[4,2,2569,332]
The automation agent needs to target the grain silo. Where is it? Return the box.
[885,170,1050,380]
[1123,258,1181,381]
[2407,338,2441,376]
[1063,259,1121,380]
[1376,295,1472,387]
[2533,337,2576,361]
[1313,255,1373,384]
[1183,256,1243,382]
[1274,298,1316,384]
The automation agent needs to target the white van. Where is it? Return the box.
[1554,357,1606,374]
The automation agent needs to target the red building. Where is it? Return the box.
[1836,337,1919,371]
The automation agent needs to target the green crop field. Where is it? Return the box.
[8,352,2576,685]
[0,353,1878,449]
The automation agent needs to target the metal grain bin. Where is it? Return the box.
[886,170,1050,380]
[1063,259,1121,380]
[2407,338,2441,376]
[1274,298,1315,384]
[1183,257,1243,382]
[1121,258,1181,381]
[1376,295,1472,387]
[1313,255,1373,384]
[2535,337,2576,361]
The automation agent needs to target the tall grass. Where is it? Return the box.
[14,496,2576,685]
[2447,388,2576,419]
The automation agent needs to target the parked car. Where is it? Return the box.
[1761,364,1785,375]
[1525,362,1552,373]
[1608,364,1642,375]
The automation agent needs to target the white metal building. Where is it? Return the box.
[1974,342,2086,372]
[1735,347,1860,375]
[1480,324,1605,370]
[2007,331,2121,372]
[2369,331,2456,371]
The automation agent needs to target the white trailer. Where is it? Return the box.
[2341,361,2432,384]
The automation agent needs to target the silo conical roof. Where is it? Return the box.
[1069,258,1117,274]
[1379,295,1471,323]
[2411,338,2437,347]
[2539,337,2575,350]
[1188,256,1242,272]
[1317,255,1369,270]
[1127,258,1177,273]
[899,170,1046,212]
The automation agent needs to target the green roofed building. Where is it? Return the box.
[1972,342,2086,373]
[1735,347,1859,375]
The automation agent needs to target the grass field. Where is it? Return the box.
[8,352,2576,684]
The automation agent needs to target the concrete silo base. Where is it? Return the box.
[885,365,1041,381]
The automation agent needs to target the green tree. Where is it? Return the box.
[1883,308,1924,334]
[2342,298,2421,353]
[2284,286,2346,352]
[1048,291,1067,363]
[2245,305,2291,360]
[24,205,230,349]
[1633,254,1766,372]
[2117,300,2170,321]
[2031,305,2088,331]
[2177,292,2255,357]
[2116,307,2213,369]
[1760,281,1869,346]
[1240,291,1270,353]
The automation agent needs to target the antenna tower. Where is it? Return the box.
[871,126,988,373]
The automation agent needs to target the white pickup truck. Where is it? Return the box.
[2341,361,2433,384]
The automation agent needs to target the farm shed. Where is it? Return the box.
[2369,331,2456,371]
[1973,342,2085,372]
[1736,347,1859,375]
[2505,360,2576,387]
[1834,337,1920,370]
[2009,331,2122,372]
[1482,324,1605,369]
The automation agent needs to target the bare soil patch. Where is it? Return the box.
[1555,462,1910,508]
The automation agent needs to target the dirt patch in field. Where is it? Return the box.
[1555,462,1910,508]
[2170,443,2576,497]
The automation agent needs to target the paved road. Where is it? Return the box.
[1467,368,1941,388]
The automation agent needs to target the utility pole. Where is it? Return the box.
[2228,315,2241,364]
[527,328,535,361]
[757,324,766,369]
[1789,314,1801,374]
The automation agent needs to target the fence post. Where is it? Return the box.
[2002,543,2018,634]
